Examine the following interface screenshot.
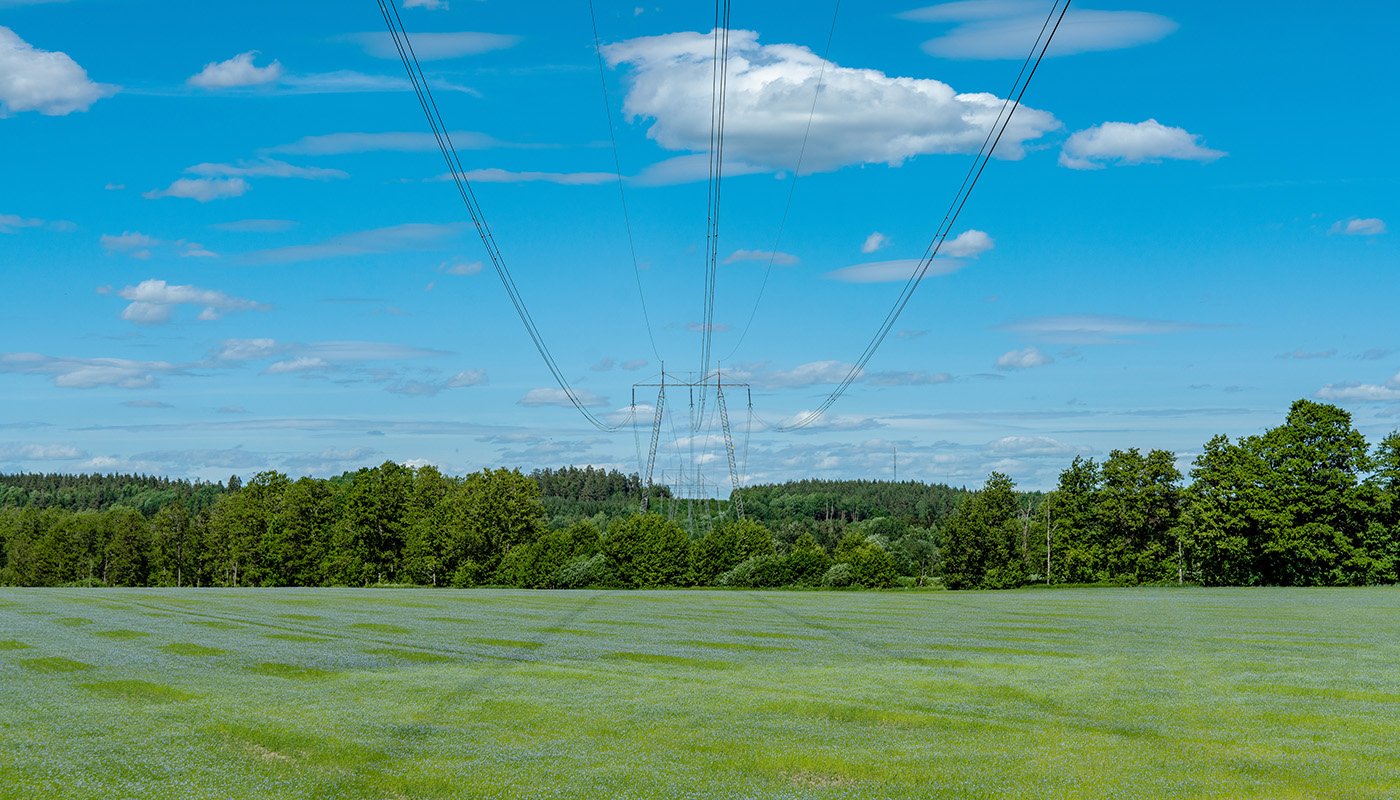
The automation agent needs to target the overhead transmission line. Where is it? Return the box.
[724,0,842,362]
[374,0,630,433]
[586,0,661,363]
[695,0,733,430]
[771,0,1072,431]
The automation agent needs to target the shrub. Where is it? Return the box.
[553,553,622,589]
[716,554,791,588]
[822,563,855,588]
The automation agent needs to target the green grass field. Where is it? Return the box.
[2,587,1398,798]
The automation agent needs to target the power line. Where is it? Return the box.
[772,0,1071,431]
[696,0,733,430]
[375,0,630,433]
[586,0,661,363]
[725,0,842,362]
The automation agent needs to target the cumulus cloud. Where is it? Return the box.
[1000,314,1205,344]
[1330,218,1386,237]
[759,360,857,389]
[603,29,1059,175]
[214,338,282,362]
[113,279,269,324]
[942,229,994,257]
[143,177,250,202]
[902,2,1178,60]
[1316,372,1400,402]
[1060,119,1225,170]
[861,232,889,254]
[723,249,798,265]
[187,51,283,89]
[0,352,182,389]
[0,26,116,115]
[346,31,520,60]
[995,347,1053,370]
[519,387,609,408]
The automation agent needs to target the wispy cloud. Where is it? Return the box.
[143,177,249,202]
[245,222,465,264]
[723,249,799,266]
[268,131,503,155]
[344,31,521,60]
[0,352,184,389]
[901,2,1178,60]
[1000,314,1208,344]
[110,279,269,325]
[1330,217,1386,237]
[436,168,614,185]
[519,387,608,408]
[862,232,889,254]
[1316,371,1400,402]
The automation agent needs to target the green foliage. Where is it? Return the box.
[943,473,1026,590]
[690,518,777,584]
[821,563,855,588]
[603,514,690,588]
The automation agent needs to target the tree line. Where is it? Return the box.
[1,398,1395,590]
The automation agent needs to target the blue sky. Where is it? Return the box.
[1,0,1396,491]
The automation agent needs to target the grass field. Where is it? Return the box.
[2,587,1398,798]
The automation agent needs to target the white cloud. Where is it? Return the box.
[861,232,889,254]
[902,2,1178,60]
[404,0,448,8]
[1060,119,1225,170]
[114,279,268,325]
[269,130,501,155]
[0,26,116,115]
[386,369,487,396]
[825,257,969,283]
[519,387,609,408]
[100,231,160,258]
[347,32,520,60]
[723,249,798,266]
[187,159,347,181]
[986,435,1072,456]
[187,51,283,89]
[439,259,483,276]
[279,70,475,96]
[0,352,181,389]
[942,229,994,258]
[1001,314,1205,344]
[0,442,83,461]
[215,338,282,362]
[630,153,768,186]
[1277,348,1336,360]
[247,222,465,264]
[621,359,648,371]
[762,360,858,388]
[1316,372,1400,402]
[265,357,332,375]
[211,218,296,233]
[995,346,1053,370]
[143,177,250,202]
[603,29,1059,174]
[1330,218,1386,237]
[441,168,615,185]
[0,213,42,233]
[864,370,952,386]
